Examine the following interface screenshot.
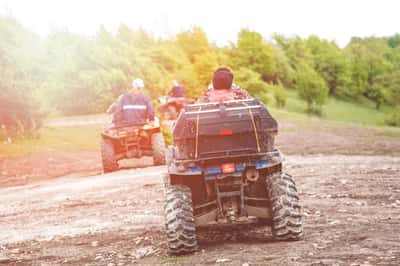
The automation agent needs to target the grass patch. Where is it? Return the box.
[45,113,109,120]
[0,125,102,158]
[271,89,394,126]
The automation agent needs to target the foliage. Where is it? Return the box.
[295,64,329,115]
[272,84,288,108]
[232,29,276,81]
[385,107,400,127]
[177,26,211,64]
[234,67,269,97]
[0,16,43,140]
[275,35,313,69]
[1,13,400,137]
[344,38,394,109]
[161,124,173,146]
[271,45,295,86]
[277,89,392,126]
[305,36,351,96]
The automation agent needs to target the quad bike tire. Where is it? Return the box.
[267,172,303,240]
[164,185,198,255]
[151,132,166,166]
[101,138,119,173]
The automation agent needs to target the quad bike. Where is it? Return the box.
[163,98,303,254]
[157,96,195,120]
[101,119,166,173]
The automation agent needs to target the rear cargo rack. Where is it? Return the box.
[188,98,256,107]
[185,105,261,115]
[173,97,278,161]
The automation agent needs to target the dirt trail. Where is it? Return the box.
[1,155,399,265]
[1,119,400,265]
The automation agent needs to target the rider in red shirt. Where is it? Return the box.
[199,68,250,102]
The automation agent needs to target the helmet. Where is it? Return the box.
[132,78,144,89]
[172,80,179,87]
[212,67,233,90]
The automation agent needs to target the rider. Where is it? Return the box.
[168,80,185,98]
[113,78,155,125]
[198,67,250,102]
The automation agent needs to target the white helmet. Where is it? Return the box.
[172,80,179,87]
[132,78,144,89]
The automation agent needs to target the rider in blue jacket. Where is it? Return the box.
[168,80,185,98]
[113,79,155,125]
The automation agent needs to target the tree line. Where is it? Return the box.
[1,15,400,140]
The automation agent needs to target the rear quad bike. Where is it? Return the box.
[163,98,303,254]
[101,120,166,173]
[157,96,195,120]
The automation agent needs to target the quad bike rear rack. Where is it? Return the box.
[185,98,262,115]
[185,105,261,115]
[188,98,256,107]
[184,99,264,158]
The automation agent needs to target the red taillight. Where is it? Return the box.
[219,129,233,136]
[221,163,235,174]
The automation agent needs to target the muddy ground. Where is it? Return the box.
[0,120,400,265]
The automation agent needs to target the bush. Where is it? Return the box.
[161,125,173,146]
[384,107,400,127]
[0,99,42,141]
[257,92,272,105]
[234,67,269,97]
[272,84,288,108]
[295,64,329,115]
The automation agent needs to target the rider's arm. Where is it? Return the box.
[113,95,124,123]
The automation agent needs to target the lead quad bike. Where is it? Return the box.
[163,98,303,254]
[101,119,166,173]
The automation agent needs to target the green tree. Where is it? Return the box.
[277,36,313,69]
[385,107,400,127]
[306,36,351,96]
[193,52,218,88]
[295,64,329,114]
[233,29,276,81]
[176,26,218,95]
[271,45,295,86]
[177,26,211,64]
[345,38,393,108]
[0,16,43,138]
[234,67,269,97]
[272,84,288,108]
[387,33,400,48]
